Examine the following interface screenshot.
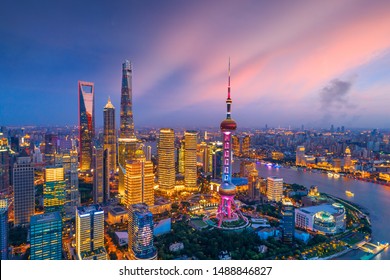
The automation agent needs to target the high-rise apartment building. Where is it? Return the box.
[158,128,175,194]
[118,61,137,196]
[184,131,198,192]
[44,167,66,215]
[13,153,35,226]
[78,81,95,171]
[0,198,8,260]
[281,198,295,244]
[128,203,157,260]
[30,212,62,260]
[124,149,154,207]
[103,97,117,173]
[266,177,283,202]
[76,205,107,260]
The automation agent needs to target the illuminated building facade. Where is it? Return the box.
[124,149,154,207]
[242,135,250,157]
[296,146,305,166]
[232,135,240,156]
[118,60,137,196]
[217,61,243,227]
[13,154,35,226]
[295,203,346,235]
[128,203,157,260]
[30,212,62,260]
[344,146,352,170]
[281,198,295,244]
[199,142,212,173]
[78,81,95,171]
[103,97,117,172]
[178,139,185,174]
[266,177,283,202]
[0,138,10,195]
[158,128,175,194]
[184,131,198,192]
[62,150,80,218]
[44,167,66,215]
[0,198,8,260]
[76,205,107,260]
[248,169,259,200]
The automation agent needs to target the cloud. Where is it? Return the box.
[320,79,352,109]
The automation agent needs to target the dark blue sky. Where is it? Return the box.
[1,0,390,128]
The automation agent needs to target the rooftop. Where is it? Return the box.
[30,212,61,224]
[77,204,103,216]
[297,203,344,216]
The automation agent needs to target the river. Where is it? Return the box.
[233,161,390,260]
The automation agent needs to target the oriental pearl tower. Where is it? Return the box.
[217,59,246,228]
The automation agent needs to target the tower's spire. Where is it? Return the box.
[226,58,232,119]
[228,57,231,99]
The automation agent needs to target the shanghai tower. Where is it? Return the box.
[118,60,138,196]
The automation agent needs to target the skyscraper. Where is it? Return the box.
[0,137,10,195]
[44,134,58,165]
[44,166,66,215]
[178,139,185,174]
[158,128,175,194]
[0,198,8,260]
[184,131,198,192]
[93,146,109,204]
[62,150,80,218]
[13,153,35,226]
[199,142,212,173]
[232,135,240,156]
[248,169,259,200]
[76,205,107,260]
[118,61,138,197]
[281,198,295,244]
[242,135,250,157]
[211,142,223,179]
[124,149,154,207]
[217,60,242,227]
[128,203,157,260]
[30,212,62,260]
[78,81,95,171]
[266,177,283,202]
[103,97,117,173]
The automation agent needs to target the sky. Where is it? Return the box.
[1,0,390,129]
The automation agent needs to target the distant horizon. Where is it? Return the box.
[2,123,389,132]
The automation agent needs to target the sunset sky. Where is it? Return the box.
[1,0,390,129]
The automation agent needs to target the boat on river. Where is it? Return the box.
[345,190,354,197]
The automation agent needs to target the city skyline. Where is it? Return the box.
[1,1,390,129]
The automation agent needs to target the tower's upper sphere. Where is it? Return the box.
[220,118,237,131]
